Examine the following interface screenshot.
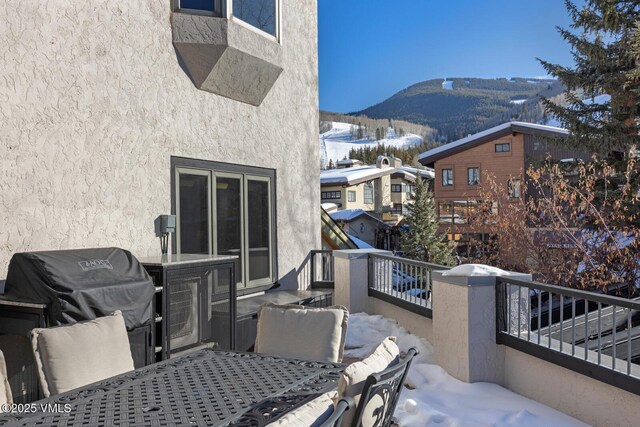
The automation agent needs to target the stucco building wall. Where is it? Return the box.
[0,0,319,287]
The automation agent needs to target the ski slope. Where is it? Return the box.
[320,122,422,167]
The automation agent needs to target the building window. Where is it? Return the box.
[495,143,511,153]
[321,191,341,200]
[347,191,356,202]
[391,204,403,215]
[508,179,521,198]
[467,167,480,186]
[364,182,374,204]
[442,169,454,186]
[176,0,278,39]
[406,184,415,199]
[438,201,453,224]
[391,184,402,193]
[233,0,278,37]
[173,158,276,290]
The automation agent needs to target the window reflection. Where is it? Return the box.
[233,0,276,36]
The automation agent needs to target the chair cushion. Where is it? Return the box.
[255,304,348,363]
[0,350,12,405]
[31,311,134,397]
[267,391,337,426]
[336,336,400,427]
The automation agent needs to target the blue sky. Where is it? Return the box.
[319,0,579,113]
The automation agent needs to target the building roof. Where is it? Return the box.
[337,159,364,167]
[320,166,394,186]
[321,164,435,187]
[329,208,387,225]
[418,121,569,166]
[348,234,373,249]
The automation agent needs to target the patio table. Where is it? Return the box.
[0,349,344,427]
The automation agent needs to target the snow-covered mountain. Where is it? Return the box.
[319,122,422,168]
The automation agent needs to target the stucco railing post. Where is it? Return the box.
[333,249,392,314]
[431,269,531,384]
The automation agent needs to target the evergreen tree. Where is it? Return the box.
[401,176,454,266]
[538,1,640,155]
[327,159,334,169]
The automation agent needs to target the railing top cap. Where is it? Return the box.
[433,270,532,287]
[334,249,392,260]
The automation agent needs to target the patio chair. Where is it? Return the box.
[337,337,418,427]
[30,311,134,397]
[254,303,349,363]
[267,393,354,426]
[0,350,12,405]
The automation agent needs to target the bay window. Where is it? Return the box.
[175,0,279,40]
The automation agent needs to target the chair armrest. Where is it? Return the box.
[320,397,355,427]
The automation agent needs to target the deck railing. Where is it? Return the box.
[310,250,334,288]
[496,276,640,395]
[367,253,450,318]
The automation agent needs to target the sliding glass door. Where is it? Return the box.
[174,161,275,290]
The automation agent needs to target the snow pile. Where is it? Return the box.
[344,313,587,427]
[510,99,527,105]
[320,122,422,167]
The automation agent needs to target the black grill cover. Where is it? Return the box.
[5,248,154,330]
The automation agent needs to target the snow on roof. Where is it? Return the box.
[419,121,569,164]
[345,313,586,427]
[348,234,373,249]
[337,158,364,166]
[583,94,611,105]
[321,202,339,212]
[320,165,394,186]
[398,165,435,179]
[329,209,368,222]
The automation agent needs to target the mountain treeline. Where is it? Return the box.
[356,77,565,141]
[346,141,435,166]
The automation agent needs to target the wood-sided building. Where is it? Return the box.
[418,121,590,255]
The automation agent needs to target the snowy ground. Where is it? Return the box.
[344,313,588,427]
[320,122,422,167]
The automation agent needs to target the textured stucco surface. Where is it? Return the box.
[504,347,640,427]
[0,0,319,286]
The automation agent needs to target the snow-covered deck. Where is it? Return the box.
[344,313,587,427]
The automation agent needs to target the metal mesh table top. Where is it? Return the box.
[0,349,344,427]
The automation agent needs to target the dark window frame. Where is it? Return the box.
[363,182,374,204]
[467,167,480,186]
[495,143,511,153]
[170,156,278,295]
[442,168,454,186]
[321,191,341,200]
[391,184,403,193]
[508,179,522,198]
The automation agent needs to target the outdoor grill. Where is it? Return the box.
[0,247,155,402]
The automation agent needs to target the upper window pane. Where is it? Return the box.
[468,167,479,186]
[178,173,210,254]
[180,0,215,12]
[247,179,271,282]
[233,0,276,36]
[442,169,454,186]
[364,182,374,204]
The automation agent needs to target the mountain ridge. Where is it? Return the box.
[354,77,564,141]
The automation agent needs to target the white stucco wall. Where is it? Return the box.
[0,0,319,287]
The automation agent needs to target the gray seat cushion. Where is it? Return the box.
[267,391,337,426]
[336,336,400,427]
[31,311,134,397]
[0,350,12,405]
[255,303,349,363]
